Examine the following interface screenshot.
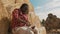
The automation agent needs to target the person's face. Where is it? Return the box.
[21,6,28,14]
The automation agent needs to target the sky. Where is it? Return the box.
[30,0,60,21]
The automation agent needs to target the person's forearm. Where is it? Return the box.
[17,18,31,26]
[18,18,27,23]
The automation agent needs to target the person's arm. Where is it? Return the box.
[11,9,19,28]
[18,18,31,26]
[18,18,27,23]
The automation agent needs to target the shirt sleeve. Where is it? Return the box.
[11,9,19,29]
[12,9,19,19]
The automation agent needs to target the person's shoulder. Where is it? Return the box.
[12,8,19,12]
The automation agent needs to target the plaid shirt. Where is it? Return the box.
[11,9,28,29]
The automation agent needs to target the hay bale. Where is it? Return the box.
[0,0,46,34]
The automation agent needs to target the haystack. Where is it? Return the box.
[0,0,46,34]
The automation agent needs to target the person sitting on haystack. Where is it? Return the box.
[11,3,39,34]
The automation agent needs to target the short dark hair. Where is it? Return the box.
[20,3,28,14]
